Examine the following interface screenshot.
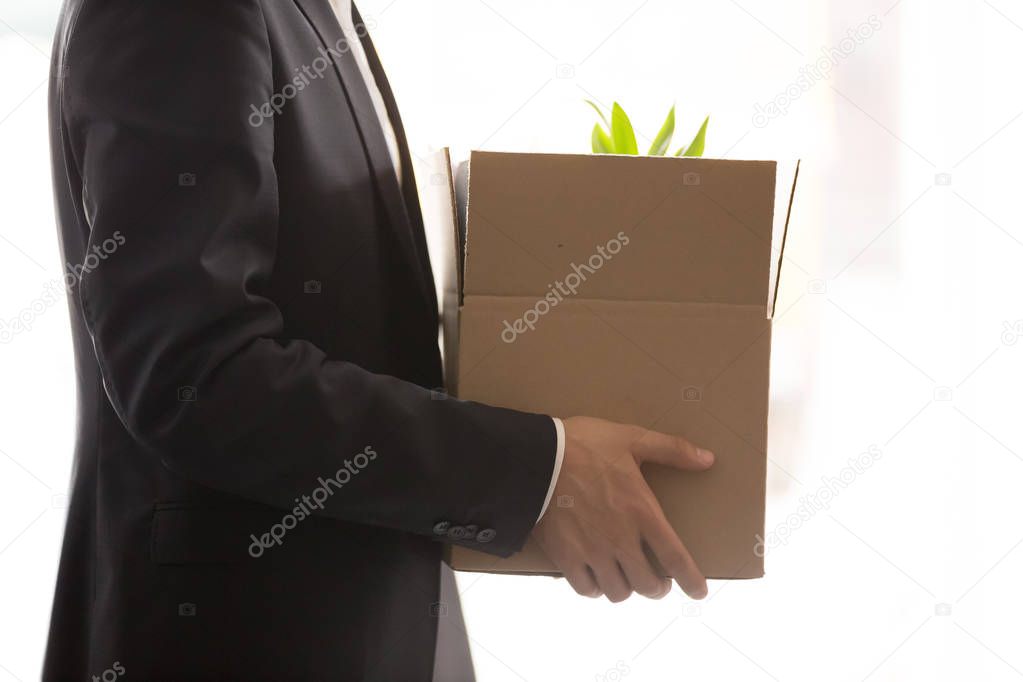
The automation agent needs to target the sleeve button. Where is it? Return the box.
[476,528,497,543]
[432,521,451,536]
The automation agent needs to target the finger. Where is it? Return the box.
[630,428,714,471]
[590,560,633,603]
[541,537,603,598]
[561,564,601,598]
[643,514,707,599]
[618,546,671,599]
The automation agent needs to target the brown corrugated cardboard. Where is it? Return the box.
[423,150,798,580]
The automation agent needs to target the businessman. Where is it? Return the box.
[44,1,713,679]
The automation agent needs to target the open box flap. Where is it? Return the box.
[767,160,800,319]
[463,151,787,310]
[454,158,470,303]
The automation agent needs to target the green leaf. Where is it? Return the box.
[591,123,613,153]
[678,116,709,157]
[610,102,639,155]
[647,105,675,156]
[584,99,611,129]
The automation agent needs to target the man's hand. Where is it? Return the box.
[532,416,714,602]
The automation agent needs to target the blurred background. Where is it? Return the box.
[2,0,1022,679]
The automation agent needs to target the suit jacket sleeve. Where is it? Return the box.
[61,0,555,557]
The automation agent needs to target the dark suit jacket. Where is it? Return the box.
[44,1,556,679]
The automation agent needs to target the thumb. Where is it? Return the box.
[630,428,714,471]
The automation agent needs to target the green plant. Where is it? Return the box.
[586,100,709,157]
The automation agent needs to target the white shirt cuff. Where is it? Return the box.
[536,417,565,523]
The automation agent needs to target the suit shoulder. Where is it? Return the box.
[63,0,274,128]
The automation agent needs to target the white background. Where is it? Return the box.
[2,0,1023,680]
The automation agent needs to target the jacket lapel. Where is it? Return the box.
[291,0,433,308]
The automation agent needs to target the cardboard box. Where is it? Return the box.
[423,149,798,580]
